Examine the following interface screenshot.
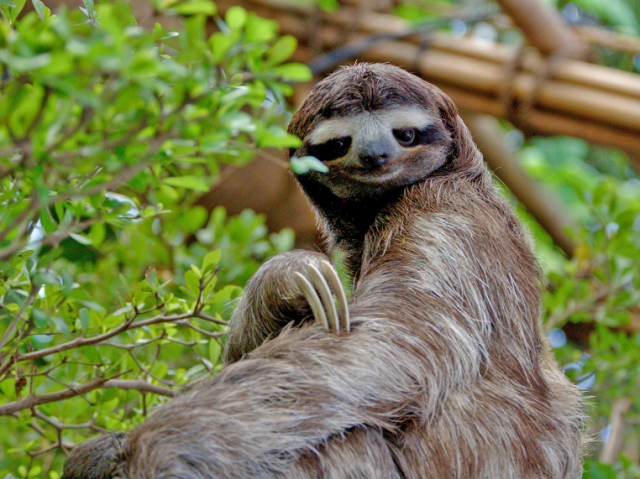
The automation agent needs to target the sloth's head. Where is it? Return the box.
[288,63,484,241]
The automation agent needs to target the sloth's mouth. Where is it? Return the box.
[346,163,404,184]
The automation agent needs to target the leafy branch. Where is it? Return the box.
[0,1,303,473]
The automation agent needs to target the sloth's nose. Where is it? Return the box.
[361,154,389,169]
[358,134,398,169]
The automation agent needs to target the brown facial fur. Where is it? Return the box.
[62,63,586,479]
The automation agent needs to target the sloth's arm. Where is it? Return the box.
[223,250,349,364]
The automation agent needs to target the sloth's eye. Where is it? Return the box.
[307,137,352,162]
[394,126,446,147]
[394,129,416,147]
[333,139,346,151]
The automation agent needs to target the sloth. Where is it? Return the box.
[63,63,586,479]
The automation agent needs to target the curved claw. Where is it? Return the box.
[294,272,329,331]
[294,261,351,334]
[320,260,350,333]
[307,264,340,335]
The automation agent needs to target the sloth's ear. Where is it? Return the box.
[62,433,127,479]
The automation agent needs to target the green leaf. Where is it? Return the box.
[82,345,101,364]
[270,228,295,253]
[244,15,278,43]
[209,338,221,363]
[272,63,312,82]
[176,206,208,233]
[258,126,301,149]
[202,250,221,273]
[318,0,339,12]
[69,232,93,245]
[172,0,216,16]
[290,155,329,175]
[0,51,52,72]
[32,271,59,287]
[11,250,35,266]
[209,33,235,64]
[229,73,243,86]
[163,176,210,192]
[31,0,45,19]
[220,86,250,105]
[212,284,241,303]
[141,206,157,218]
[112,305,133,317]
[220,111,257,135]
[0,0,16,7]
[31,335,54,345]
[184,269,200,296]
[33,309,69,336]
[1,0,24,22]
[87,222,106,246]
[190,264,202,278]
[11,0,23,16]
[265,36,297,66]
[78,300,106,314]
[79,308,91,331]
[82,0,94,14]
[225,6,247,29]
[38,210,57,234]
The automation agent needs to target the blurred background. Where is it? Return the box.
[2,0,640,477]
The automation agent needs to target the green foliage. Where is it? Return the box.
[584,457,640,479]
[563,0,639,34]
[0,1,304,476]
[515,136,640,478]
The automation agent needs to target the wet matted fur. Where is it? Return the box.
[63,63,587,479]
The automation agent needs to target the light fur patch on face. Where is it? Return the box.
[308,106,435,145]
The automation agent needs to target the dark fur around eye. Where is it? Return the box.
[393,125,445,147]
[305,137,352,162]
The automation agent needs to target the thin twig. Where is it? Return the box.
[0,216,101,262]
[0,196,39,244]
[125,350,177,386]
[544,286,617,332]
[256,149,290,169]
[173,319,226,338]
[600,398,632,464]
[101,379,176,397]
[32,408,95,431]
[102,334,165,351]
[0,283,39,351]
[194,311,229,326]
[23,87,52,140]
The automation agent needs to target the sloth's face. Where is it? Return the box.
[293,106,451,199]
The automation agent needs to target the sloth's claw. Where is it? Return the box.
[293,261,350,334]
[320,260,350,333]
[293,272,329,331]
[307,264,341,334]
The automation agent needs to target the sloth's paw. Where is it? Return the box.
[293,260,350,334]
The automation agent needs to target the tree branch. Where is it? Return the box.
[11,311,197,363]
[0,377,108,416]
